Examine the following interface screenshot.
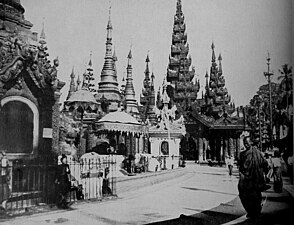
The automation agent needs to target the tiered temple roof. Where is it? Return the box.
[96,7,121,112]
[201,43,235,119]
[139,54,156,124]
[166,0,200,113]
[82,55,96,92]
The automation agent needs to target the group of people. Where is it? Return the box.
[237,136,289,220]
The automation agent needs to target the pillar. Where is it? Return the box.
[203,138,207,161]
[229,137,234,157]
[131,133,136,155]
[236,137,241,161]
[233,138,237,159]
[223,137,228,160]
[198,137,204,162]
[126,134,131,156]
[210,137,215,161]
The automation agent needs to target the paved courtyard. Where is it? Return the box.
[1,163,241,225]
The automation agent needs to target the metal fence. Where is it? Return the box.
[0,156,116,210]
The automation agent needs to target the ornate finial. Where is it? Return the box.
[146,51,150,62]
[151,71,155,80]
[39,18,46,45]
[88,51,93,67]
[218,53,222,74]
[107,1,112,29]
[176,0,182,13]
[70,66,75,78]
[211,42,216,62]
[127,49,132,66]
[211,42,215,50]
[218,53,222,61]
[128,49,132,59]
[205,71,209,78]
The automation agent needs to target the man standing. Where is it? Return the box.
[226,155,234,176]
[238,136,269,219]
[55,154,71,209]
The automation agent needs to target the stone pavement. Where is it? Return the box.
[0,164,293,225]
[148,174,294,225]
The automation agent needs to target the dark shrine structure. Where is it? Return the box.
[165,0,248,162]
[0,0,65,161]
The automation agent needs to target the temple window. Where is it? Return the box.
[161,141,169,155]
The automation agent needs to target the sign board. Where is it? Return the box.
[43,128,53,139]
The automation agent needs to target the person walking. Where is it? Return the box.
[55,154,71,209]
[226,155,234,176]
[238,136,269,220]
[271,150,284,193]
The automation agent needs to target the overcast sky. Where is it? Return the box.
[21,0,292,107]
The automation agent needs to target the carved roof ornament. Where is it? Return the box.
[0,25,60,92]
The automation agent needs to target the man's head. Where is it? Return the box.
[243,136,252,149]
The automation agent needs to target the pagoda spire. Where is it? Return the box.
[218,53,222,75]
[151,71,155,90]
[203,43,234,118]
[205,71,209,90]
[86,53,95,92]
[166,0,199,114]
[76,74,81,91]
[143,53,151,89]
[211,42,216,63]
[39,20,46,45]
[66,67,76,100]
[107,5,112,40]
[176,0,183,15]
[97,5,120,112]
[125,49,138,114]
[120,75,126,94]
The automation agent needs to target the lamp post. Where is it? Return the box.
[263,53,274,151]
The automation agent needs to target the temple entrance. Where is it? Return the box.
[180,137,197,160]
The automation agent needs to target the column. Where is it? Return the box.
[229,137,234,157]
[126,134,131,156]
[212,137,216,161]
[218,137,222,162]
[233,138,237,159]
[203,138,207,161]
[131,133,136,156]
[224,137,228,160]
[198,137,204,162]
[236,137,241,161]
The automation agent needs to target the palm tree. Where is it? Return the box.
[278,64,292,112]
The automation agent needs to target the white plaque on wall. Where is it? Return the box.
[43,128,53,138]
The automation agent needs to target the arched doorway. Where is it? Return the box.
[0,96,39,154]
